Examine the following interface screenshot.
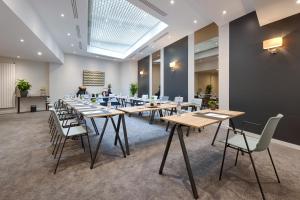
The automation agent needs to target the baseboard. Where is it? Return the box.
[214,123,300,151]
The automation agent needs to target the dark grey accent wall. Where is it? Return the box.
[230,12,300,145]
[138,56,149,97]
[164,37,188,101]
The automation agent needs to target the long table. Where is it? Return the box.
[159,109,245,199]
[63,99,130,169]
[118,102,195,124]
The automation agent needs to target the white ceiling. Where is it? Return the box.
[254,0,300,26]
[0,0,299,63]
[0,0,61,63]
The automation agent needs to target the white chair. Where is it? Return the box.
[141,94,148,99]
[49,108,92,174]
[219,114,283,200]
[174,96,183,103]
[160,96,169,102]
[191,98,203,111]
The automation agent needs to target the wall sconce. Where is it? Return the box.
[263,37,283,54]
[169,61,176,71]
[139,70,144,76]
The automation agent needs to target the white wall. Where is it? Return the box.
[0,56,49,96]
[218,24,229,110]
[119,60,138,96]
[0,56,49,113]
[49,54,123,100]
[188,34,195,101]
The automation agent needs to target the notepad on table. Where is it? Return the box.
[204,113,229,119]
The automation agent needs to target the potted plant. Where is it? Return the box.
[205,84,212,95]
[208,100,217,110]
[130,83,138,97]
[17,79,31,97]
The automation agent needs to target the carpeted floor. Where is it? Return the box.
[0,111,299,200]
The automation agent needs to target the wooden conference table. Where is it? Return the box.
[118,102,195,124]
[159,109,245,199]
[63,99,130,169]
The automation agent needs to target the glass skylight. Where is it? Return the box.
[88,0,168,59]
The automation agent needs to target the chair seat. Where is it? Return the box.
[62,126,87,137]
[224,134,259,151]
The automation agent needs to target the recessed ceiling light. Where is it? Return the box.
[193,19,198,24]
[222,10,227,15]
[297,0,300,4]
[67,33,71,36]
[37,52,42,56]
[17,56,20,59]
[170,0,175,5]
[60,13,65,17]
[20,39,24,43]
[71,43,74,47]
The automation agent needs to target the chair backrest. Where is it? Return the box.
[152,96,158,100]
[160,96,169,101]
[142,94,148,99]
[191,98,202,108]
[174,96,183,103]
[255,114,283,152]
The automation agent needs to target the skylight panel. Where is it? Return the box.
[88,0,168,59]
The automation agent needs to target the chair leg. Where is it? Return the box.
[80,135,85,152]
[54,137,68,174]
[248,152,266,200]
[219,129,230,181]
[186,126,191,137]
[52,135,60,155]
[235,149,240,166]
[54,136,63,159]
[86,134,93,162]
[267,148,280,183]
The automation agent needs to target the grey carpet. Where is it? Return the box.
[0,111,299,200]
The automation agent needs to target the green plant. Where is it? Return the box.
[130,83,138,97]
[17,79,31,91]
[208,100,217,109]
[205,84,212,94]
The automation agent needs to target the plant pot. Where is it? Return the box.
[20,90,28,97]
[210,105,216,110]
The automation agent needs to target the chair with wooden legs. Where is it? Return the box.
[219,114,283,200]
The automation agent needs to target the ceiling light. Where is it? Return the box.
[193,20,198,24]
[170,0,175,5]
[71,43,74,47]
[17,56,20,59]
[222,10,227,15]
[37,52,42,56]
[67,33,71,36]
[73,51,76,54]
[297,0,300,4]
[20,39,24,43]
[60,13,65,17]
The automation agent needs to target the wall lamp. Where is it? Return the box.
[263,37,283,54]
[169,61,177,71]
[139,70,144,76]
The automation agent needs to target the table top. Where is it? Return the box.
[63,99,124,118]
[161,109,245,128]
[17,95,49,98]
[117,102,195,114]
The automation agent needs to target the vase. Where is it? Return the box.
[20,90,28,97]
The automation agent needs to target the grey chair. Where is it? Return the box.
[219,114,283,200]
